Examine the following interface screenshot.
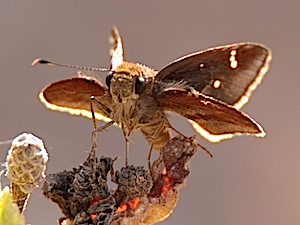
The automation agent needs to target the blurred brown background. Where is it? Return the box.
[0,1,299,225]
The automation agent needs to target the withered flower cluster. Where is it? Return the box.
[43,136,198,225]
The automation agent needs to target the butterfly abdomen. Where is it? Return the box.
[140,117,170,150]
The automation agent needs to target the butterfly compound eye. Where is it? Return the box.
[134,76,146,94]
[105,72,113,87]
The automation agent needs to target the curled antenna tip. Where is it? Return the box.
[31,58,51,66]
[31,58,41,66]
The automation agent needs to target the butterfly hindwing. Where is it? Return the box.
[155,88,265,142]
[40,75,112,122]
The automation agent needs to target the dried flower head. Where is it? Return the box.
[6,132,48,213]
[43,135,198,225]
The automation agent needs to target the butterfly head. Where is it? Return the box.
[106,62,155,102]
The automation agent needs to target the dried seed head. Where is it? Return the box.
[72,157,113,203]
[42,170,76,219]
[113,165,152,206]
[6,133,48,193]
[5,132,48,213]
[42,156,115,222]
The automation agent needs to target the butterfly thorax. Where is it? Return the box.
[108,62,170,149]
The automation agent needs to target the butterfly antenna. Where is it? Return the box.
[197,143,213,158]
[31,58,110,72]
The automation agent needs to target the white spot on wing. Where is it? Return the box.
[213,80,221,89]
[229,49,238,69]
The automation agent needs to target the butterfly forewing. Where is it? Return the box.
[40,75,112,122]
[109,26,124,70]
[156,89,265,142]
[155,43,271,109]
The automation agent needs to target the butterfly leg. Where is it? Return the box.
[87,96,114,162]
[147,144,154,170]
[121,127,133,166]
[91,121,115,155]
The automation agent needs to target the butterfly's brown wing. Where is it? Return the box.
[39,74,112,122]
[155,89,265,142]
[155,43,271,109]
[39,27,124,123]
